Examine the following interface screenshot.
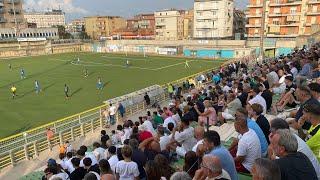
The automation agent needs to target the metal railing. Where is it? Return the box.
[0,53,254,170]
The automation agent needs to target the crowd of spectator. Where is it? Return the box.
[42,43,320,180]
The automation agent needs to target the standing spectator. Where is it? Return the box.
[106,146,119,173]
[46,128,54,149]
[270,129,317,180]
[251,158,281,180]
[109,104,117,125]
[92,142,105,161]
[70,157,87,180]
[144,93,151,106]
[115,145,140,180]
[102,108,110,127]
[129,139,147,180]
[118,103,126,120]
[203,131,238,180]
[99,159,115,180]
[83,158,100,174]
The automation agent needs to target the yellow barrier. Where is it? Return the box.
[0,55,254,170]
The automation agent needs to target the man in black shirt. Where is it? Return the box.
[144,93,151,106]
[249,103,270,144]
[83,157,100,174]
[259,83,273,112]
[70,157,87,180]
[270,129,317,180]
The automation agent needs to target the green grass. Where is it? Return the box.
[0,52,224,138]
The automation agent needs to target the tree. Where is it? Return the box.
[53,25,73,39]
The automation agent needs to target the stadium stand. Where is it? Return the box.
[4,42,320,180]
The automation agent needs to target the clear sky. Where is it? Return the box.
[24,0,248,21]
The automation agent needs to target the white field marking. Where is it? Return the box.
[101,56,153,62]
[70,61,156,71]
[153,60,197,70]
[49,58,72,62]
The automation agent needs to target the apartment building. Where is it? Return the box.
[24,10,65,28]
[183,9,194,39]
[84,16,126,40]
[66,19,85,33]
[155,9,185,40]
[246,0,320,38]
[194,0,234,39]
[0,0,26,29]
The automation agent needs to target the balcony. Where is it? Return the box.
[246,24,262,27]
[269,12,301,17]
[308,0,320,4]
[246,13,262,18]
[247,3,263,7]
[269,0,302,6]
[306,10,320,15]
[7,0,21,4]
[8,9,21,14]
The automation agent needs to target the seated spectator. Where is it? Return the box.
[276,75,297,111]
[170,172,192,180]
[270,129,317,180]
[83,157,100,174]
[288,86,318,131]
[193,155,231,180]
[152,111,163,127]
[70,157,87,180]
[154,154,174,180]
[251,158,281,180]
[157,126,170,151]
[129,139,147,180]
[92,142,105,161]
[298,58,313,79]
[309,82,320,102]
[115,145,140,180]
[271,69,286,95]
[247,87,267,114]
[183,151,198,178]
[258,83,273,112]
[168,115,197,157]
[106,146,118,173]
[236,108,268,156]
[194,100,217,126]
[220,93,242,121]
[231,114,261,173]
[268,118,320,179]
[248,103,270,144]
[203,131,237,180]
[144,160,161,180]
[99,159,115,180]
[303,103,320,161]
[192,126,205,152]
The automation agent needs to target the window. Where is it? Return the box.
[272,18,280,25]
[212,11,216,15]
[255,19,260,25]
[312,5,318,13]
[256,9,261,15]
[311,16,316,24]
[254,28,259,34]
[274,8,280,14]
[290,7,297,14]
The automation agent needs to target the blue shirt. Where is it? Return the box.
[209,145,238,180]
[247,119,268,154]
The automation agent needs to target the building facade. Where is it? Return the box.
[84,16,126,40]
[183,9,194,39]
[0,0,26,29]
[233,9,246,39]
[194,0,234,39]
[0,27,59,39]
[155,9,185,40]
[246,0,320,38]
[66,19,85,34]
[24,10,65,28]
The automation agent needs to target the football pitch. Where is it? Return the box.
[0,52,225,138]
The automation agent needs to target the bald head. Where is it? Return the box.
[194,126,205,140]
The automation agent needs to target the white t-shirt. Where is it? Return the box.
[172,114,181,125]
[65,158,75,173]
[93,147,105,161]
[174,127,197,152]
[159,135,171,151]
[236,129,261,172]
[115,160,140,180]
[80,152,98,167]
[142,120,156,134]
[59,158,68,170]
[121,128,132,143]
[163,117,176,129]
[109,106,117,116]
[108,155,119,173]
[248,94,267,114]
[192,139,203,152]
[223,85,231,93]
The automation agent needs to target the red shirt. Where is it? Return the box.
[139,131,153,142]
